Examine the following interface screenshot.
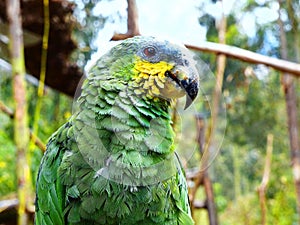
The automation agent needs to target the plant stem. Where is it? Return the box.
[6,0,30,224]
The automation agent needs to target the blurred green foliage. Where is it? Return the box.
[0,71,73,197]
[0,128,16,196]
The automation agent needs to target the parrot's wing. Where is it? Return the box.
[35,123,70,225]
[175,153,195,225]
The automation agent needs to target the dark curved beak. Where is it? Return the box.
[181,78,199,109]
[165,69,199,109]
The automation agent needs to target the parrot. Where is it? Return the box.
[35,36,199,225]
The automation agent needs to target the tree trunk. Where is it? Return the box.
[6,0,30,225]
[278,1,300,222]
[286,0,300,61]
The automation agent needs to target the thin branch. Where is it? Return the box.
[32,0,50,137]
[0,100,46,152]
[257,134,273,225]
[186,168,202,180]
[111,0,140,41]
[29,132,46,152]
[0,101,14,118]
[185,42,300,77]
[0,198,18,214]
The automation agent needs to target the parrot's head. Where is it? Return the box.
[102,36,199,109]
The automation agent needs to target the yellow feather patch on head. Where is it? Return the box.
[134,58,173,78]
[132,57,174,99]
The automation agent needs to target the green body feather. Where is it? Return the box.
[35,36,196,225]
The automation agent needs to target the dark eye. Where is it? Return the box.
[143,46,157,57]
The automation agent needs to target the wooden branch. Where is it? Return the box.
[186,168,202,180]
[0,198,18,213]
[111,0,140,41]
[30,132,46,152]
[257,134,273,225]
[0,195,34,224]
[0,100,46,152]
[0,101,14,118]
[0,197,18,224]
[185,42,300,77]
[203,175,218,225]
[31,0,50,140]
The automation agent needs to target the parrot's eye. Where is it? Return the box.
[143,46,157,57]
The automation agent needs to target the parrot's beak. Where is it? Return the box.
[165,66,199,109]
[183,80,198,109]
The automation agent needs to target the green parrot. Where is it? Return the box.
[35,36,199,225]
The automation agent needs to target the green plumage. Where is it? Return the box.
[35,36,198,225]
